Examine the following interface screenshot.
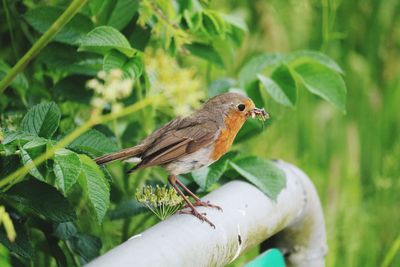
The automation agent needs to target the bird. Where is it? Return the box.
[95,92,269,228]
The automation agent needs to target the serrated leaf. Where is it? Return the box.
[229,157,286,200]
[0,219,33,259]
[19,138,49,181]
[106,0,139,30]
[2,131,37,145]
[68,129,118,156]
[20,147,45,181]
[78,26,135,57]
[103,50,143,79]
[258,71,296,107]
[21,102,61,138]
[5,180,76,222]
[239,53,284,89]
[69,234,101,263]
[24,6,93,45]
[289,50,343,73]
[293,61,347,112]
[78,155,110,224]
[185,43,224,67]
[108,199,147,220]
[54,149,82,194]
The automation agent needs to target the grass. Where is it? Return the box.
[219,0,400,266]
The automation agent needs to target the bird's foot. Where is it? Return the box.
[193,200,223,211]
[182,200,223,211]
[179,208,215,228]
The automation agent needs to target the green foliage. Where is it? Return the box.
[0,0,372,266]
[25,6,94,45]
[68,129,118,156]
[4,180,76,222]
[239,51,346,112]
[0,219,33,259]
[21,102,61,139]
[230,157,286,201]
[54,149,82,194]
[78,26,135,57]
[78,154,110,224]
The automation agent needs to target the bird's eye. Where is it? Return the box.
[237,104,246,111]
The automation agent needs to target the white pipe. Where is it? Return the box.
[87,160,327,267]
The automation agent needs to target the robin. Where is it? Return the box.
[95,92,269,228]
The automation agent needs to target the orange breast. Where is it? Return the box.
[211,112,247,161]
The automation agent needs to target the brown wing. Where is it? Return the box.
[129,120,217,172]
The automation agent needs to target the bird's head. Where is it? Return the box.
[202,92,269,122]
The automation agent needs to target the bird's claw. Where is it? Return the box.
[182,200,223,211]
[179,208,216,228]
[195,200,223,211]
[179,210,207,216]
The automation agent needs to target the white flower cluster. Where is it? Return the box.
[86,69,134,112]
[145,49,204,116]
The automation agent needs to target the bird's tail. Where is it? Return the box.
[95,145,144,165]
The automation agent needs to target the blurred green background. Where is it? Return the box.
[220,0,400,266]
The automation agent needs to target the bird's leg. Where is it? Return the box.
[168,175,215,228]
[175,178,223,211]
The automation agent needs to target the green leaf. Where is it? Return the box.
[21,102,61,138]
[229,157,286,200]
[78,155,110,224]
[69,234,101,263]
[20,147,45,181]
[192,152,233,190]
[103,50,143,79]
[19,138,49,181]
[201,10,225,37]
[2,131,37,145]
[78,26,135,57]
[106,0,139,30]
[54,222,78,240]
[0,220,33,259]
[24,6,93,45]
[239,53,284,89]
[68,129,118,156]
[38,43,102,76]
[5,180,76,222]
[258,67,296,107]
[235,118,271,143]
[108,199,147,220]
[293,61,347,112]
[185,43,224,67]
[271,65,297,106]
[54,149,82,194]
[289,50,343,73]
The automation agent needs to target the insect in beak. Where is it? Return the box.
[249,108,270,121]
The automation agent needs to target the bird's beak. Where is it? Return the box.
[249,107,270,121]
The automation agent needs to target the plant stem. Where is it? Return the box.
[0,0,88,93]
[0,96,160,190]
